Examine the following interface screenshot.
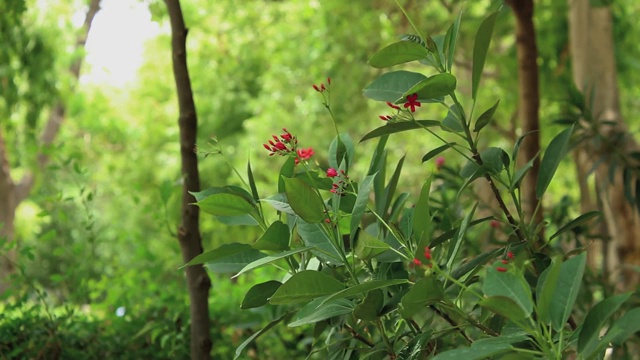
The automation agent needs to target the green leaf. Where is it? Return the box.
[483,262,533,316]
[536,256,563,325]
[444,10,462,72]
[431,341,512,360]
[578,293,631,356]
[402,73,457,101]
[329,133,354,170]
[261,193,295,215]
[283,177,325,223]
[194,193,255,216]
[446,202,477,272]
[247,160,260,201]
[288,298,355,327]
[353,289,384,321]
[363,70,427,102]
[548,252,586,330]
[400,277,444,318]
[180,243,263,270]
[511,130,538,163]
[550,211,601,240]
[421,143,455,163]
[350,174,376,242]
[451,248,501,280]
[536,125,574,198]
[355,230,391,261]
[378,155,406,221]
[474,99,500,132]
[441,104,464,132]
[321,279,407,306]
[233,246,312,278]
[234,311,293,359]
[241,281,282,309]
[610,307,640,345]
[269,270,344,305]
[509,157,536,191]
[297,219,343,264]
[360,120,440,142]
[252,220,290,251]
[472,11,499,100]
[369,40,431,68]
[413,178,432,250]
[278,157,296,193]
[479,296,527,321]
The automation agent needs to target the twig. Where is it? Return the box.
[344,324,375,348]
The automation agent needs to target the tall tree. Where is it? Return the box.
[569,0,640,287]
[0,0,101,294]
[165,0,212,359]
[504,0,543,235]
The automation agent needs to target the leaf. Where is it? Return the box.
[483,262,533,316]
[610,307,640,345]
[329,133,355,170]
[413,179,432,250]
[288,298,355,327]
[421,143,455,163]
[360,120,440,142]
[241,281,282,309]
[400,277,444,318]
[536,125,574,198]
[261,193,295,215]
[444,10,462,72]
[252,220,290,251]
[194,193,255,216]
[363,70,427,102]
[431,341,512,360]
[474,99,500,132]
[578,293,631,356]
[509,157,536,191]
[446,202,477,272]
[283,177,325,223]
[479,296,527,321]
[472,11,499,100]
[548,252,586,330]
[350,174,376,242]
[180,243,263,269]
[378,155,406,221]
[234,311,293,359]
[247,160,260,201]
[451,248,501,280]
[369,40,431,68]
[536,256,563,325]
[278,157,296,194]
[233,246,312,278]
[402,73,457,101]
[269,270,344,304]
[297,219,343,264]
[353,289,384,321]
[549,211,601,240]
[321,279,408,306]
[441,104,464,132]
[355,230,391,261]
[511,130,538,163]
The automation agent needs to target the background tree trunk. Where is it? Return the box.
[505,0,543,234]
[569,0,640,288]
[0,0,101,294]
[165,1,212,359]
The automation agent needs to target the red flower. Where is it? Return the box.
[424,246,432,260]
[501,259,508,264]
[403,93,421,112]
[296,147,314,162]
[412,258,422,266]
[280,129,293,142]
[496,267,508,272]
[327,77,331,85]
[507,251,514,259]
[490,220,500,229]
[326,168,338,177]
[435,157,445,170]
[313,84,321,92]
[379,115,392,121]
[386,101,401,110]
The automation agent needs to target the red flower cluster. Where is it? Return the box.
[313,77,331,93]
[263,128,314,165]
[495,251,515,272]
[329,168,349,196]
[435,156,445,170]
[326,168,338,177]
[411,247,432,268]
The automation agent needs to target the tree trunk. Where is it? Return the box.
[165,1,212,359]
[569,0,640,287]
[0,0,101,294]
[505,0,543,234]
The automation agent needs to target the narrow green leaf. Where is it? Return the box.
[363,70,427,102]
[479,296,527,321]
[548,252,586,330]
[451,248,501,280]
[413,178,433,251]
[297,219,343,264]
[444,10,462,72]
[483,262,533,316]
[241,280,282,309]
[472,11,499,100]
[234,311,293,359]
[283,177,325,223]
[509,157,535,191]
[261,193,295,215]
[379,155,406,221]
[431,341,512,360]
[247,160,260,201]
[194,193,255,216]
[536,256,563,324]
[350,174,376,242]
[369,40,431,68]
[360,120,440,143]
[278,157,296,194]
[321,279,407,306]
[578,293,631,356]
[421,143,455,163]
[233,246,312,278]
[430,216,493,248]
[252,220,290,251]
[511,130,538,163]
[180,243,262,269]
[550,211,601,240]
[474,99,500,132]
[355,230,391,261]
[402,73,457,101]
[329,133,354,170]
[353,289,384,321]
[400,277,444,318]
[610,307,640,345]
[536,125,574,198]
[270,270,344,304]
[446,202,477,272]
[442,104,464,132]
[289,298,355,327]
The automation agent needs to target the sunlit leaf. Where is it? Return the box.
[536,125,574,198]
[472,11,499,100]
[369,41,430,68]
[283,177,325,223]
[363,70,427,102]
[270,270,344,304]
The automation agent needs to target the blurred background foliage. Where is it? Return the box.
[2,0,640,358]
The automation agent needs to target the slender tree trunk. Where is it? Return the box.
[569,0,640,287]
[165,1,212,359]
[0,0,101,294]
[505,0,543,233]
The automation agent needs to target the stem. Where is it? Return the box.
[344,324,374,348]
[376,318,395,357]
